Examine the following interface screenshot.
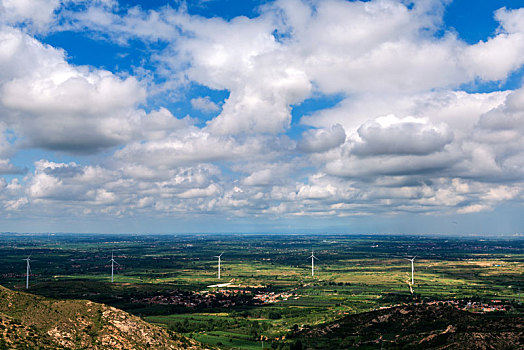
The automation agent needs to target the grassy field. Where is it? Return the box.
[0,233,522,349]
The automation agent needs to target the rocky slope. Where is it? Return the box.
[0,285,207,349]
[293,303,523,349]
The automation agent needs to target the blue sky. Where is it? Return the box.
[1,0,524,236]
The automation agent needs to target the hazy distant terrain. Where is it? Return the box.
[0,233,522,349]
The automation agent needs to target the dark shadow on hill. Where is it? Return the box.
[290,303,523,349]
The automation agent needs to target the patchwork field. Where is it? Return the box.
[0,233,522,349]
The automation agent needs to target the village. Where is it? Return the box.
[131,288,301,308]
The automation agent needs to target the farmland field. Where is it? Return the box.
[0,233,522,349]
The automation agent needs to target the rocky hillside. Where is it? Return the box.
[293,303,523,349]
[0,285,207,349]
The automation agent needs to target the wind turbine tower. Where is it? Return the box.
[214,252,224,279]
[405,256,417,286]
[23,256,32,289]
[109,251,119,283]
[309,251,319,277]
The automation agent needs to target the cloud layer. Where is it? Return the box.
[1,0,524,233]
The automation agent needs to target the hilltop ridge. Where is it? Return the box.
[0,285,206,349]
[292,303,524,349]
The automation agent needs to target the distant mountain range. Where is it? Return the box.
[0,285,206,349]
[292,303,523,349]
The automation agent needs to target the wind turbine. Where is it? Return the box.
[214,252,223,279]
[308,250,319,277]
[405,256,417,286]
[23,256,32,289]
[109,251,120,283]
